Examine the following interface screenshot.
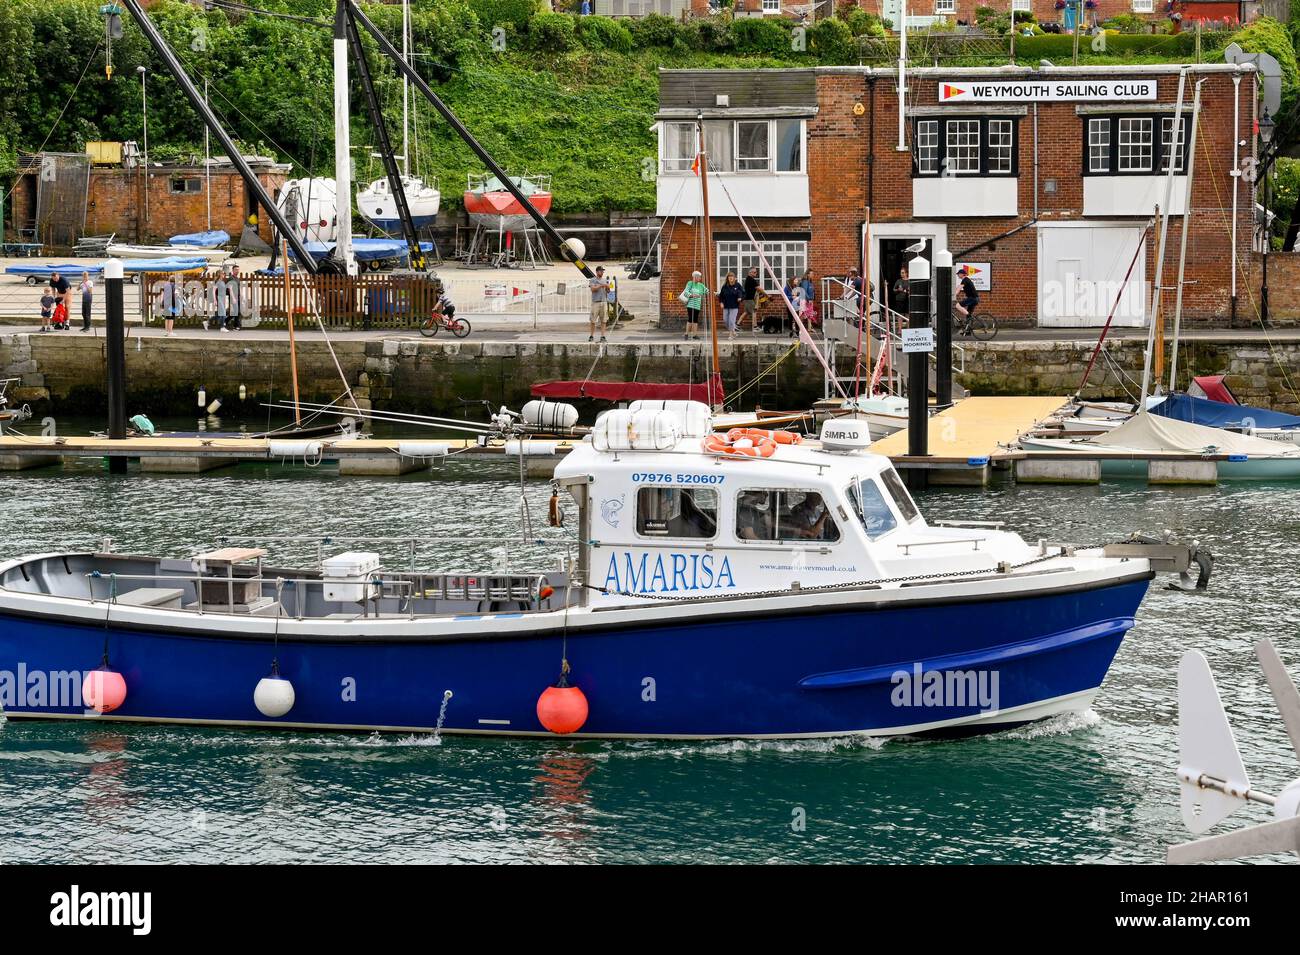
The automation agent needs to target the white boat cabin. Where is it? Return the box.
[554,401,1032,605]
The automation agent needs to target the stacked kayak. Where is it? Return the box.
[168,230,230,249]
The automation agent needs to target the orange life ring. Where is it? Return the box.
[725,427,802,446]
[704,430,777,458]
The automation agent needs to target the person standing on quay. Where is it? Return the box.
[718,271,743,340]
[79,272,94,332]
[680,270,708,341]
[588,265,609,343]
[742,266,760,335]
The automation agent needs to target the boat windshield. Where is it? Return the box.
[847,478,898,540]
[879,467,921,524]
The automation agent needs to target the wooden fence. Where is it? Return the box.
[140,271,444,330]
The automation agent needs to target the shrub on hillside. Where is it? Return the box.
[629,13,682,48]
[528,11,578,53]
[577,14,633,52]
[731,16,788,54]
[1228,17,1299,118]
[469,0,537,32]
[683,16,735,52]
[810,17,854,62]
[844,8,887,37]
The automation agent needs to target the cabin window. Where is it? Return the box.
[637,487,718,539]
[735,490,840,543]
[880,468,921,524]
[847,480,899,540]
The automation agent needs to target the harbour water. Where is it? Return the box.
[1,457,1297,864]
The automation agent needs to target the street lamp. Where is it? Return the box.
[138,65,149,234]
[1260,108,1275,326]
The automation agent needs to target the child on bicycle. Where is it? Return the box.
[955,267,979,333]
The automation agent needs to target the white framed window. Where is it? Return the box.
[716,239,808,293]
[935,0,955,12]
[702,122,733,173]
[945,119,981,174]
[915,119,939,174]
[914,117,1018,177]
[774,118,803,172]
[736,121,770,172]
[762,0,781,12]
[1132,0,1153,11]
[1012,0,1031,10]
[1088,118,1111,173]
[1117,117,1153,172]
[1160,115,1187,173]
[661,122,697,173]
[987,119,1014,174]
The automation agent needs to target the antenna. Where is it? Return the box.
[1168,640,1300,863]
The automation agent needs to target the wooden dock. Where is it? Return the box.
[868,396,1070,486]
[0,434,579,476]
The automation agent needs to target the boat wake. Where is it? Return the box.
[994,708,1102,740]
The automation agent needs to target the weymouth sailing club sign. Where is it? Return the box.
[939,80,1158,103]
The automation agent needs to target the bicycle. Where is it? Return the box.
[954,304,996,341]
[419,311,471,338]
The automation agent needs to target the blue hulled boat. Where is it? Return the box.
[0,403,1203,739]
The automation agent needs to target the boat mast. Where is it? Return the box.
[1169,80,1204,394]
[696,116,722,409]
[204,77,211,231]
[333,0,356,274]
[401,0,409,178]
[1140,67,1187,405]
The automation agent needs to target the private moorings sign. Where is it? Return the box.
[939,80,1158,103]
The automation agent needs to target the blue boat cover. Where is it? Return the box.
[169,230,230,247]
[5,263,103,277]
[1151,392,1300,430]
[290,239,434,263]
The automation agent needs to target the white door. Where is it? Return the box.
[881,0,901,30]
[1037,224,1147,328]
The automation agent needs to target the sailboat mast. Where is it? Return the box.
[401,0,409,178]
[1139,67,1186,405]
[333,0,356,274]
[696,118,722,407]
[204,77,211,231]
[1169,80,1204,393]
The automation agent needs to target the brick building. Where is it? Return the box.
[654,63,1258,329]
[8,154,290,248]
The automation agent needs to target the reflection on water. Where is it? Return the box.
[0,464,1297,863]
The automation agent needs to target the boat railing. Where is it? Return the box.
[210,534,576,576]
[81,567,563,621]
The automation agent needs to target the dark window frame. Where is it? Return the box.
[1080,113,1191,177]
[635,485,719,541]
[911,116,1020,178]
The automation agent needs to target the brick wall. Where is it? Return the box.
[84,166,288,244]
[658,65,1257,327]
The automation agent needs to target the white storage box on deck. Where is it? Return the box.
[322,551,382,603]
[591,409,681,452]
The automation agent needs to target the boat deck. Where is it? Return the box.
[869,396,1070,485]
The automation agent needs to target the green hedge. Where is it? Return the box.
[628,12,681,48]
[468,0,537,31]
[577,14,633,53]
[1228,17,1299,118]
[731,17,789,54]
[528,11,578,53]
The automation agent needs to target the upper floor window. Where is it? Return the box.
[660,119,804,175]
[637,486,718,539]
[1012,0,1031,9]
[1132,0,1154,11]
[935,0,956,12]
[762,0,781,11]
[913,117,1019,177]
[736,489,840,543]
[1084,114,1189,176]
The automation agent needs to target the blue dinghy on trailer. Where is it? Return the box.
[168,230,230,249]
[0,403,1208,739]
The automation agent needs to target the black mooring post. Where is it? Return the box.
[933,249,953,409]
[105,260,127,474]
[906,254,930,489]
